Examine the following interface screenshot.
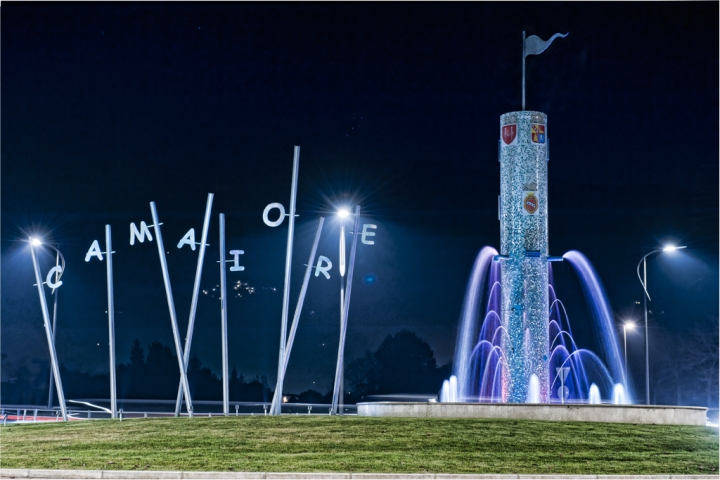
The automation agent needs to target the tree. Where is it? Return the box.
[346,350,374,396]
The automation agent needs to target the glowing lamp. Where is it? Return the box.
[30,237,42,246]
[337,209,350,218]
[625,321,636,330]
[662,245,686,252]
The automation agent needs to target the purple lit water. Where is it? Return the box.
[446,247,631,404]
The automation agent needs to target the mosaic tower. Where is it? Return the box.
[499,110,549,403]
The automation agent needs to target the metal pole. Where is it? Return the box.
[522,31,526,111]
[30,241,68,421]
[270,217,325,414]
[331,206,361,414]
[339,224,346,414]
[623,326,628,391]
[47,251,59,409]
[175,193,214,416]
[106,225,118,419]
[273,146,300,415]
[643,257,649,405]
[219,213,230,416]
[150,202,193,417]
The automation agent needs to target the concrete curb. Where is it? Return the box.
[0,470,717,480]
[356,403,708,427]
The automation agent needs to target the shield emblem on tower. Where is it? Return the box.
[531,123,546,144]
[501,124,517,145]
[523,191,539,215]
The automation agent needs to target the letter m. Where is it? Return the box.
[130,221,153,245]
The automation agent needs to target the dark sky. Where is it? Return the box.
[2,3,718,396]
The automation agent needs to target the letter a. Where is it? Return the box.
[177,228,196,251]
[130,221,153,245]
[85,240,104,262]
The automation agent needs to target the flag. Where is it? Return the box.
[524,32,568,57]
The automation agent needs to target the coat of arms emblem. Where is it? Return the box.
[501,124,517,145]
[531,124,546,144]
[523,191,539,214]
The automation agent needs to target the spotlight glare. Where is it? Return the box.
[30,237,42,246]
[662,245,677,252]
[337,208,350,218]
[625,321,636,330]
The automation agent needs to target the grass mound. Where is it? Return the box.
[1,416,717,474]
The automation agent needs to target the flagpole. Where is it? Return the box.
[522,31,526,111]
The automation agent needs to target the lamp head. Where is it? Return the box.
[337,208,350,219]
[662,244,686,252]
[30,237,42,246]
[625,321,636,330]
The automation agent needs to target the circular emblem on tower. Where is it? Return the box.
[523,191,538,214]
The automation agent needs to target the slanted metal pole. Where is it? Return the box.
[106,225,118,419]
[175,194,214,416]
[47,252,59,410]
[150,202,193,417]
[219,213,230,416]
[331,206,361,414]
[273,146,300,415]
[30,241,68,421]
[270,217,325,414]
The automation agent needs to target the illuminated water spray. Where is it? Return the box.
[442,110,627,404]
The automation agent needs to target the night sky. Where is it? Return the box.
[2,3,718,397]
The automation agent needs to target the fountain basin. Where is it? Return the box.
[357,402,707,426]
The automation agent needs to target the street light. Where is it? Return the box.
[337,208,349,413]
[28,236,68,421]
[331,205,361,415]
[636,244,686,405]
[622,321,635,391]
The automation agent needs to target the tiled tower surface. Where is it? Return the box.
[499,111,549,403]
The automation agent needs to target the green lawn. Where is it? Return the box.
[0,416,717,475]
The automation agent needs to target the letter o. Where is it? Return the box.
[263,203,286,227]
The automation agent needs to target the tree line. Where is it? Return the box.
[1,330,450,406]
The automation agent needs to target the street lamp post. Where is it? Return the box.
[47,249,63,409]
[29,237,68,421]
[622,321,635,391]
[337,208,349,413]
[331,206,360,415]
[636,244,686,405]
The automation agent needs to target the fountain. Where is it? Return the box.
[358,109,707,425]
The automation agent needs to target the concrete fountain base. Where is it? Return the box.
[357,402,708,426]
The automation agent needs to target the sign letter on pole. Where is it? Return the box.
[361,224,377,245]
[46,266,63,290]
[229,250,245,271]
[177,228,197,251]
[315,256,332,279]
[130,221,153,245]
[263,203,286,227]
[85,240,104,262]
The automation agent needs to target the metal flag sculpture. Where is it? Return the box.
[522,31,568,110]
